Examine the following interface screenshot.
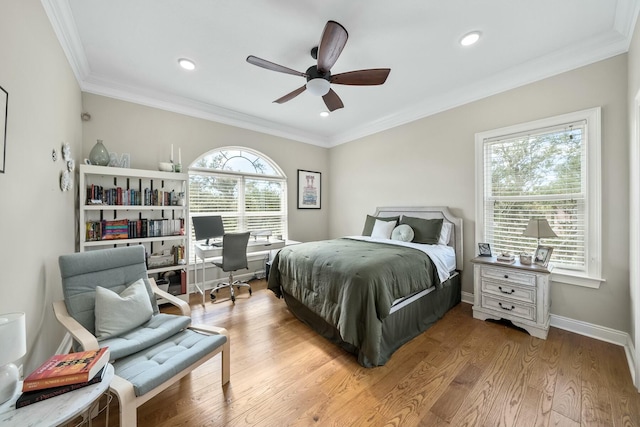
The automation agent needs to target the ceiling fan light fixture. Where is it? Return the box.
[178,58,196,71]
[306,78,331,96]
[460,31,481,46]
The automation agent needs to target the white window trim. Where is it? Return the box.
[475,107,605,288]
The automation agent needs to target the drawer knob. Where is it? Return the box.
[498,286,515,294]
[499,302,515,311]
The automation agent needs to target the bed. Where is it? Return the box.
[267,206,463,367]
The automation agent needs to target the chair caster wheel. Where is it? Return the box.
[231,295,236,303]
[249,288,252,296]
[210,293,216,301]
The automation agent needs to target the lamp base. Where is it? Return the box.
[0,363,19,405]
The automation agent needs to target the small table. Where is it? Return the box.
[471,256,552,339]
[0,363,114,427]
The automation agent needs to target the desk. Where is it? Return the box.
[194,239,286,304]
[0,363,114,427]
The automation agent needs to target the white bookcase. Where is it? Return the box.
[78,164,189,301]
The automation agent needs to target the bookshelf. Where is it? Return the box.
[78,164,189,302]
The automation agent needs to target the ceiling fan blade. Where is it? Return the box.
[273,85,307,104]
[322,89,344,112]
[317,21,348,74]
[246,55,306,77]
[331,69,391,86]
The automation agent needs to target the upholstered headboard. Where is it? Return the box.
[373,206,464,271]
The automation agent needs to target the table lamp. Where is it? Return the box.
[523,218,557,245]
[0,312,26,404]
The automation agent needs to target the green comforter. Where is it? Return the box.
[267,238,439,365]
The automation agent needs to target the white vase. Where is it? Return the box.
[89,140,110,166]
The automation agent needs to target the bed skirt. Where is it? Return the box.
[281,272,461,367]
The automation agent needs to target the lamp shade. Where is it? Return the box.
[306,78,331,96]
[0,312,26,366]
[523,218,557,240]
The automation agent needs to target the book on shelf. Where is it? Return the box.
[16,366,106,408]
[22,347,109,392]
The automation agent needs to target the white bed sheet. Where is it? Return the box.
[346,236,456,283]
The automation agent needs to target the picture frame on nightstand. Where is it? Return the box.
[534,245,553,267]
[478,242,492,257]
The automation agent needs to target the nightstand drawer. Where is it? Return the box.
[481,280,536,304]
[481,294,536,322]
[480,267,535,287]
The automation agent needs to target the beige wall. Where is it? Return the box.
[0,0,82,372]
[627,15,640,363]
[81,93,330,243]
[329,55,630,332]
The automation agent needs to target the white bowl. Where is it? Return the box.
[158,162,174,172]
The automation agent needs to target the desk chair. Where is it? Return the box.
[211,232,252,303]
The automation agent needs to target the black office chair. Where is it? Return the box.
[210,232,252,303]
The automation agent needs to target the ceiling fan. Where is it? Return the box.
[246,20,391,112]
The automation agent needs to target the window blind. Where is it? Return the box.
[482,120,586,270]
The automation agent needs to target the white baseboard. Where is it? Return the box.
[462,293,636,386]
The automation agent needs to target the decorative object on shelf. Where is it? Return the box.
[0,312,26,404]
[0,84,7,174]
[158,161,174,172]
[523,218,557,245]
[297,169,321,209]
[88,139,110,166]
[174,147,182,172]
[534,245,553,267]
[109,152,131,168]
[520,253,532,265]
[478,242,492,257]
[496,252,515,264]
[174,163,182,172]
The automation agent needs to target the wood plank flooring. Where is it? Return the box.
[78,279,640,427]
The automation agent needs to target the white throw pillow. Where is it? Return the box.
[371,219,396,239]
[391,224,415,242]
[438,222,453,245]
[94,278,154,340]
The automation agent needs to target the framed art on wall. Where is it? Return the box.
[0,85,7,173]
[297,169,321,209]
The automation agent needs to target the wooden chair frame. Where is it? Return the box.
[53,278,230,426]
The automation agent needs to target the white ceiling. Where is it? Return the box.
[43,0,639,147]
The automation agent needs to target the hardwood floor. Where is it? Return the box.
[84,279,640,426]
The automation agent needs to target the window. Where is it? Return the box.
[475,108,603,287]
[189,147,287,247]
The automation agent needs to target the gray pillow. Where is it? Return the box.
[362,215,399,236]
[399,216,443,244]
[94,278,154,341]
[391,224,415,242]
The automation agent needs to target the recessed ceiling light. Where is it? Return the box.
[460,31,481,47]
[320,111,330,117]
[178,58,196,71]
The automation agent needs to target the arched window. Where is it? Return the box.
[189,147,287,241]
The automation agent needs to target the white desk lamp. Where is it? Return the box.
[0,312,26,404]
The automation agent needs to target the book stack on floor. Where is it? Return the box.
[16,347,109,408]
[496,253,516,264]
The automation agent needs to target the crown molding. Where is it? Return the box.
[43,0,640,149]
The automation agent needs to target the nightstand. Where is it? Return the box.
[471,256,552,339]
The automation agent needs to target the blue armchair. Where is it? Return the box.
[53,245,229,426]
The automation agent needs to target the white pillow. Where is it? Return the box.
[438,222,453,245]
[94,278,154,340]
[371,219,396,239]
[391,224,414,242]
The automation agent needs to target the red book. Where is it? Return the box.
[16,367,106,408]
[22,348,110,392]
